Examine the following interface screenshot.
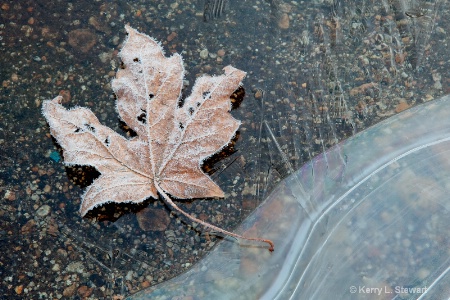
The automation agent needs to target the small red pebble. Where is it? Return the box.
[15,285,23,295]
[58,90,71,104]
[167,32,177,42]
[77,285,93,297]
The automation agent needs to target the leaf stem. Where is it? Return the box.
[155,183,274,252]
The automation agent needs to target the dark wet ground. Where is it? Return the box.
[1,0,449,298]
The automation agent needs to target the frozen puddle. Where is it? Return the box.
[127,97,450,299]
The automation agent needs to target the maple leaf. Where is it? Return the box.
[42,25,274,251]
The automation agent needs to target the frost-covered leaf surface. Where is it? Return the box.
[42,25,245,216]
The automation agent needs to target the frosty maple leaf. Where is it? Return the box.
[42,25,274,251]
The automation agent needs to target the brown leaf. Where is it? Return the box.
[42,25,274,251]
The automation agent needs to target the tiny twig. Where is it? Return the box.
[155,182,274,252]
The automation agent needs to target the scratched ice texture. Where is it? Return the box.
[127,0,450,299]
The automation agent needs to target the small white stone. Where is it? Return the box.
[126,270,134,281]
[65,261,85,274]
[52,264,60,272]
[199,49,209,59]
[36,205,51,217]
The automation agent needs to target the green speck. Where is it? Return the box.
[49,151,61,162]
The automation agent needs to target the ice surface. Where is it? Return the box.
[125,0,450,298]
[128,95,450,299]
